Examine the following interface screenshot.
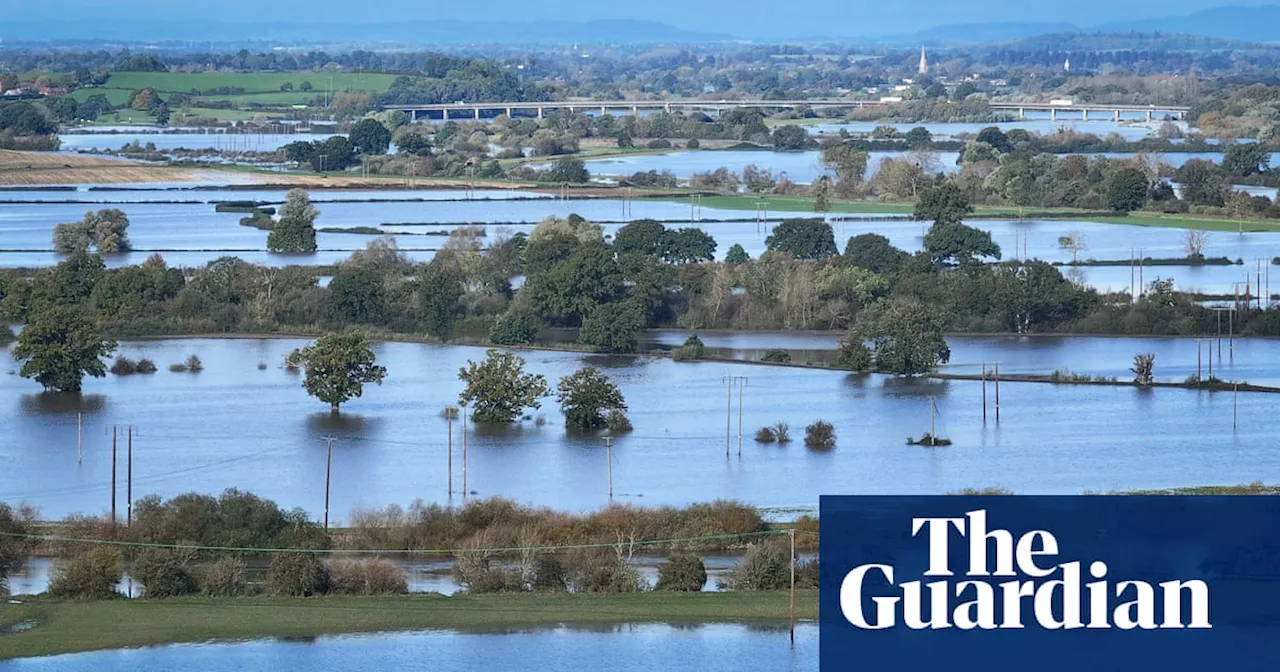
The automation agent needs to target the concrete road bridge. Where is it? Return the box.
[383,99,1190,122]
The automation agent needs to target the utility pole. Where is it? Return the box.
[603,436,614,499]
[994,362,1001,423]
[77,412,83,465]
[461,402,469,496]
[323,436,336,529]
[1197,340,1202,381]
[1138,247,1144,295]
[788,528,797,647]
[127,426,134,526]
[981,361,987,423]
[737,377,747,458]
[110,424,118,525]
[1234,383,1239,431]
[445,407,455,499]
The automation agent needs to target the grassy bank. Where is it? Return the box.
[0,591,816,659]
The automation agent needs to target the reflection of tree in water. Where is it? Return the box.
[879,376,949,399]
[305,412,378,434]
[20,392,107,415]
[582,354,647,370]
[468,421,533,439]
[275,635,318,644]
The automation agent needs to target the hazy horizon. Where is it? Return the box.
[12,0,1280,39]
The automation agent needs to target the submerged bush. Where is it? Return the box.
[110,356,138,375]
[761,349,791,364]
[135,357,157,374]
[754,426,777,443]
[605,409,633,433]
[722,541,789,591]
[804,420,835,449]
[671,335,706,362]
[133,549,198,598]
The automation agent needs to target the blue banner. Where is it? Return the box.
[819,496,1280,671]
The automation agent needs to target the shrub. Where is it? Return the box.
[646,138,672,149]
[169,362,188,372]
[110,357,138,375]
[48,547,123,599]
[761,349,791,364]
[185,354,204,372]
[257,361,268,371]
[754,427,777,443]
[328,558,408,595]
[265,552,330,596]
[133,549,198,598]
[489,309,541,345]
[530,556,568,592]
[566,548,642,593]
[804,421,835,449]
[605,409,633,433]
[723,541,788,591]
[671,335,706,362]
[773,423,791,444]
[135,357,157,374]
[656,554,707,592]
[198,556,248,597]
[685,138,700,149]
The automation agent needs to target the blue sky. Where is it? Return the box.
[15,1,1277,37]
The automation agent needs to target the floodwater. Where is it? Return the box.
[584,149,1261,184]
[801,115,1174,141]
[3,185,1275,294]
[2,623,818,670]
[59,132,338,153]
[2,336,1278,522]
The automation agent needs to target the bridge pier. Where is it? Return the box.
[1082,109,1089,121]
[537,107,543,120]
[1050,109,1057,121]
[664,103,670,113]
[632,105,638,115]
[601,106,607,116]
[474,107,480,120]
[442,108,448,121]
[506,107,512,118]
[1018,107,1025,119]
[1146,110,1153,122]
[1114,110,1120,122]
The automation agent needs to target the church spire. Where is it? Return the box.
[918,47,928,75]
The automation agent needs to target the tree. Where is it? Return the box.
[924,222,1001,265]
[327,266,387,324]
[1,503,34,593]
[394,132,432,156]
[1222,142,1270,176]
[765,218,837,259]
[976,127,1011,154]
[349,118,392,155]
[12,306,117,392]
[48,547,123,599]
[1107,167,1149,212]
[914,182,972,227]
[419,260,465,339]
[835,334,873,372]
[458,349,551,423]
[771,124,808,150]
[290,331,388,413]
[311,136,355,172]
[267,189,318,253]
[556,366,627,430]
[725,244,750,266]
[843,233,908,275]
[1176,160,1228,207]
[1131,353,1155,386]
[904,126,933,149]
[860,298,951,375]
[579,301,644,353]
[544,157,589,184]
[300,81,314,92]
[822,143,870,197]
[811,176,834,212]
[280,82,294,92]
[663,228,717,264]
[656,554,707,592]
[1184,230,1207,260]
[612,219,668,258]
[53,209,132,254]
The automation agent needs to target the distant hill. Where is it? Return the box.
[0,18,731,45]
[1096,5,1280,43]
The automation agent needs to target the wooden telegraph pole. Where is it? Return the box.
[737,377,747,458]
[127,426,134,526]
[788,528,797,647]
[603,436,614,500]
[110,424,118,524]
[446,408,455,499]
[981,361,987,423]
[77,412,83,465]
[322,436,336,529]
[994,362,1001,423]
[461,402,469,496]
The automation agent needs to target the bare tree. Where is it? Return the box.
[1131,353,1155,386]
[1057,231,1087,262]
[1183,229,1207,260]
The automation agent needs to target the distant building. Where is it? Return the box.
[1064,58,1071,72]
[918,47,928,75]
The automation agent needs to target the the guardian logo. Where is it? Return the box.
[840,509,1211,631]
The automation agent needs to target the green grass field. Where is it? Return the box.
[0,591,817,659]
